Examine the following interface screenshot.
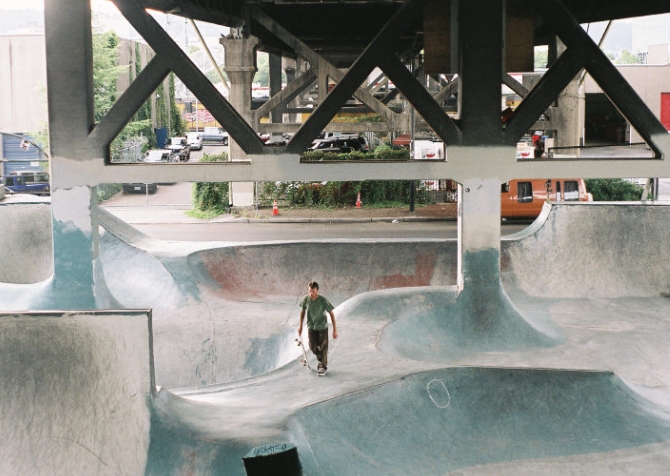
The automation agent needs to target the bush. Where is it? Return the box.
[585,179,643,201]
[300,147,409,162]
[258,179,428,208]
[192,152,229,214]
[95,183,123,202]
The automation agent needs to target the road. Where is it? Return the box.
[131,221,484,241]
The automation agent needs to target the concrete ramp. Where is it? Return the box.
[0,201,52,283]
[5,202,670,475]
[0,311,154,476]
[502,202,670,298]
[294,368,670,475]
[189,240,457,302]
[96,206,459,388]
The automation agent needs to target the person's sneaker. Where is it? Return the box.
[318,366,327,376]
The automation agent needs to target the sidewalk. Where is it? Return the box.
[103,203,458,225]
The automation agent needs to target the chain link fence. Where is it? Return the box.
[111,136,148,163]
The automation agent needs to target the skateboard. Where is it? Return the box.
[295,336,316,373]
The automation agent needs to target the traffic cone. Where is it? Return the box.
[272,199,279,216]
[356,192,362,209]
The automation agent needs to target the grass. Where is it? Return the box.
[186,208,227,220]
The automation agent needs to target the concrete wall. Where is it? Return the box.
[0,200,52,283]
[0,35,48,133]
[0,35,154,137]
[585,61,670,142]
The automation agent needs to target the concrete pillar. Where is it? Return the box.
[457,177,501,290]
[551,36,582,147]
[221,36,259,207]
[269,52,283,142]
[44,0,99,308]
[42,179,98,309]
[317,67,329,107]
[283,57,297,123]
[452,163,558,349]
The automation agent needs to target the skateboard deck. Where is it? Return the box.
[295,336,316,373]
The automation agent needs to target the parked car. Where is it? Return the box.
[1,175,50,196]
[122,183,157,194]
[121,149,175,194]
[186,132,203,150]
[9,170,50,183]
[202,126,229,145]
[143,149,178,163]
[166,137,191,161]
[309,135,368,153]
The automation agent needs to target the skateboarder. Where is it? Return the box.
[298,281,338,376]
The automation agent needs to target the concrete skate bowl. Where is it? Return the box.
[0,200,52,283]
[293,367,670,475]
[97,209,459,387]
[187,239,458,303]
[97,225,307,388]
[501,202,670,299]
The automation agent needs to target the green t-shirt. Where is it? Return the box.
[300,294,334,331]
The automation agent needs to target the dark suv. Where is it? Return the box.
[2,174,50,196]
[309,135,368,153]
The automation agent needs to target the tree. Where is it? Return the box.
[92,31,126,122]
[615,49,641,65]
[585,179,643,201]
[169,73,186,136]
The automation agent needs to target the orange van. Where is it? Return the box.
[501,178,590,219]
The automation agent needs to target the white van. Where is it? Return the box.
[187,132,203,150]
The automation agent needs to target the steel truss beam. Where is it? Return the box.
[506,0,666,157]
[284,0,463,153]
[112,0,264,155]
[250,8,398,124]
[48,0,669,177]
[253,69,317,125]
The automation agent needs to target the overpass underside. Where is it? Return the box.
[3,0,670,475]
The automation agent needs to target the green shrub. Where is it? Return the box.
[300,147,409,162]
[192,152,229,213]
[257,179,428,208]
[585,179,643,201]
[95,183,123,202]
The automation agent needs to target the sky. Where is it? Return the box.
[0,0,42,9]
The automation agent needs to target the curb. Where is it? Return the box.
[243,216,456,224]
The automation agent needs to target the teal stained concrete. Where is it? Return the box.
[293,368,670,475]
[3,202,670,475]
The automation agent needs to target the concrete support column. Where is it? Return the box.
[457,177,501,290]
[554,38,582,148]
[45,173,98,309]
[44,0,99,308]
[221,36,258,207]
[269,52,283,142]
[283,57,297,123]
[317,67,329,106]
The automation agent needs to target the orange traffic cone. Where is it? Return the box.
[272,199,279,216]
[356,192,362,209]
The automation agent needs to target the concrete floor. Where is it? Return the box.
[2,200,670,475]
